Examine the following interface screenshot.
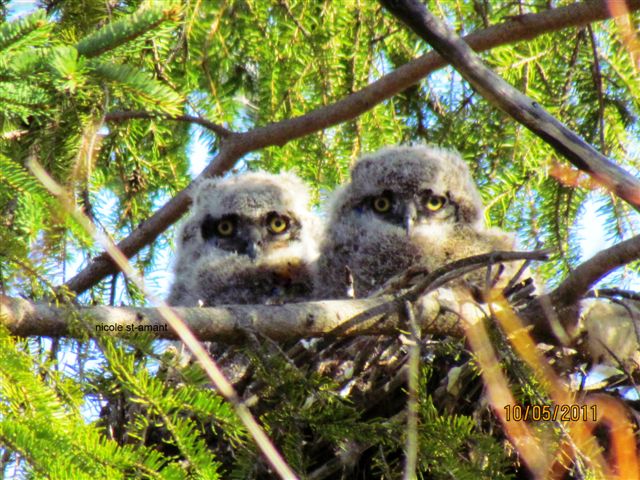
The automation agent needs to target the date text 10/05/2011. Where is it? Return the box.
[504,404,597,422]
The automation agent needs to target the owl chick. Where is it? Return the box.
[315,145,521,299]
[168,171,320,307]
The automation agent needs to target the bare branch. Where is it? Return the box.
[64,0,639,295]
[550,233,640,310]
[519,235,640,339]
[587,288,640,302]
[104,110,233,137]
[41,251,547,343]
[0,294,457,341]
[380,0,640,211]
[8,237,634,359]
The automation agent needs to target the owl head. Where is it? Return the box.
[169,170,320,306]
[181,171,319,263]
[315,145,495,298]
[330,145,483,235]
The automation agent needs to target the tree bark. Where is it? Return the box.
[0,293,460,342]
[550,234,640,309]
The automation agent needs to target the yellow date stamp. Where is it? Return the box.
[504,404,598,422]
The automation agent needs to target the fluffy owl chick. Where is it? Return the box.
[315,145,521,299]
[167,214,209,306]
[168,171,319,306]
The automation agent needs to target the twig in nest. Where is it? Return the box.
[327,250,550,338]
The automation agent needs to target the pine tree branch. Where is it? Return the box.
[63,0,639,295]
[0,10,47,53]
[380,0,640,211]
[104,110,233,138]
[0,293,458,342]
[75,6,180,58]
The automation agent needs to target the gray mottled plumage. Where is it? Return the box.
[315,145,519,299]
[168,171,320,307]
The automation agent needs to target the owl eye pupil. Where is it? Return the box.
[268,214,289,234]
[373,196,391,213]
[216,220,234,236]
[426,195,446,211]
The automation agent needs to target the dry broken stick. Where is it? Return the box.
[380,0,640,211]
[63,0,639,296]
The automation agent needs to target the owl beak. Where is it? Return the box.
[246,226,262,260]
[247,242,260,260]
[404,202,417,235]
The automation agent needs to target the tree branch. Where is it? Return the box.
[0,294,459,342]
[64,0,639,295]
[517,234,640,340]
[104,110,233,138]
[11,237,637,353]
[24,251,546,342]
[550,233,640,310]
[380,0,640,211]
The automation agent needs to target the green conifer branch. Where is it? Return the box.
[76,6,181,58]
[90,61,182,115]
[0,10,47,54]
[0,156,48,202]
[100,338,243,476]
[0,327,167,477]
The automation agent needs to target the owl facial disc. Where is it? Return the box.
[364,189,456,235]
[200,211,298,260]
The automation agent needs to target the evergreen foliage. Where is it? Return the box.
[0,326,170,478]
[0,0,638,478]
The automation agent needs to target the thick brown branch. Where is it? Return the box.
[380,0,640,210]
[0,294,459,342]
[64,0,637,295]
[518,235,640,340]
[550,234,640,309]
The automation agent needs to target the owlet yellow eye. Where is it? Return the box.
[216,220,234,236]
[372,196,391,213]
[268,215,289,234]
[426,196,445,211]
